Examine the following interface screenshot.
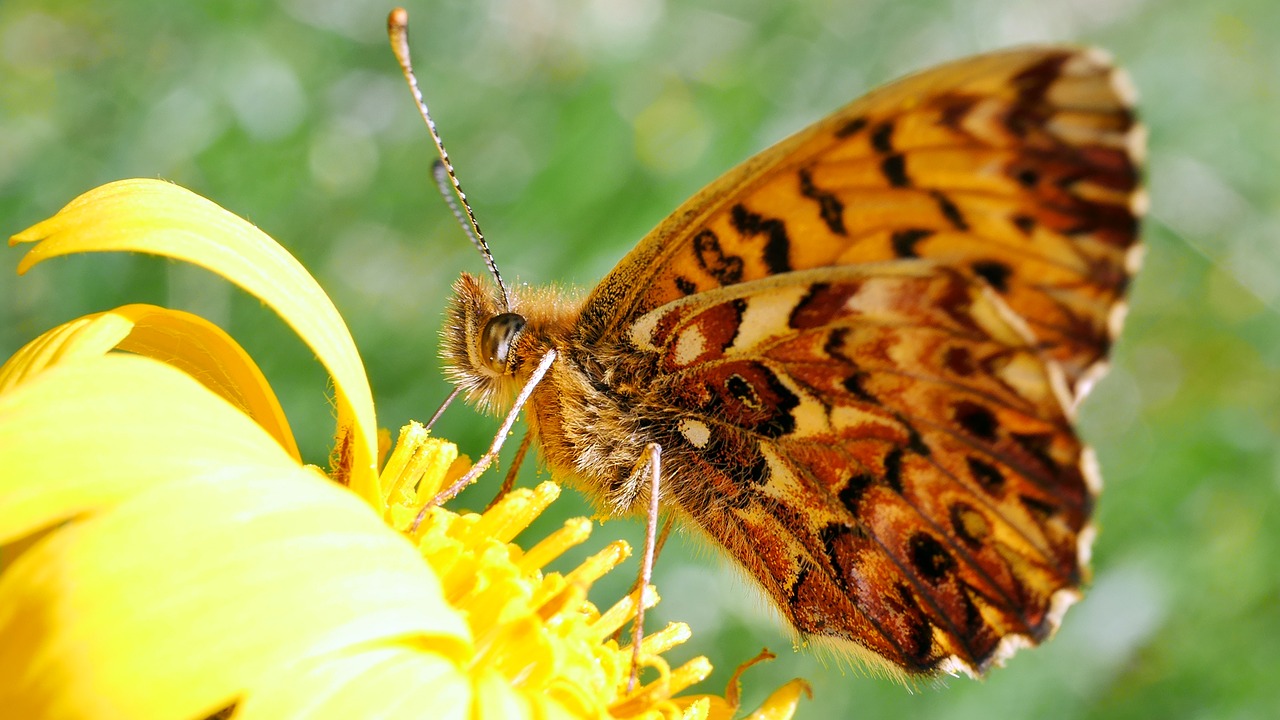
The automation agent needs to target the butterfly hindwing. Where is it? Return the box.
[622,262,1093,674]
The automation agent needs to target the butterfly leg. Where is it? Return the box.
[483,428,533,512]
[628,441,662,692]
[411,348,558,531]
[617,516,674,678]
[422,386,461,432]
[619,516,674,606]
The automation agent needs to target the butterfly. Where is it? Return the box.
[436,45,1143,678]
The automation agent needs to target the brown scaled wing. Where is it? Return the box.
[567,46,1141,676]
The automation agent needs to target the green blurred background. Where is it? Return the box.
[3,0,1278,717]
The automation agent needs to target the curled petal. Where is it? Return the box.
[10,179,377,497]
[0,303,299,460]
[0,312,135,392]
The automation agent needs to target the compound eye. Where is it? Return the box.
[479,312,526,372]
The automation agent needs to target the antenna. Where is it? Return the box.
[387,8,511,310]
[431,160,486,266]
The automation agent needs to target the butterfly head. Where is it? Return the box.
[440,272,530,413]
[442,272,584,414]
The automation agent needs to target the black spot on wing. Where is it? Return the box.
[883,447,905,494]
[909,532,955,583]
[698,362,800,439]
[843,371,879,404]
[727,374,755,406]
[1020,493,1058,521]
[835,115,868,138]
[693,229,744,284]
[798,168,847,236]
[936,92,980,130]
[871,122,895,152]
[820,522,854,592]
[944,346,976,377]
[839,472,875,512]
[721,298,747,354]
[881,154,909,187]
[971,260,1012,293]
[954,401,999,441]
[823,327,850,362]
[1005,55,1070,138]
[898,584,934,666]
[1011,432,1061,476]
[966,456,1006,493]
[895,414,933,457]
[742,445,770,486]
[931,190,969,231]
[891,228,933,258]
[959,585,985,634]
[1011,53,1071,107]
[1012,214,1036,235]
[730,204,792,274]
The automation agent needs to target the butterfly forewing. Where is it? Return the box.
[443,45,1141,679]
[579,46,1142,400]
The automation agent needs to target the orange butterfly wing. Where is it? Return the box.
[620,263,1092,675]
[562,46,1141,676]
[579,46,1143,400]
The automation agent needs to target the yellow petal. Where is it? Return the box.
[0,352,296,541]
[0,312,134,392]
[689,651,810,720]
[681,697,712,720]
[739,680,811,720]
[0,303,299,461]
[237,647,473,720]
[0,356,468,718]
[10,179,377,498]
[472,669,534,720]
[0,467,469,718]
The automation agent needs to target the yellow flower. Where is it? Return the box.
[0,180,808,719]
